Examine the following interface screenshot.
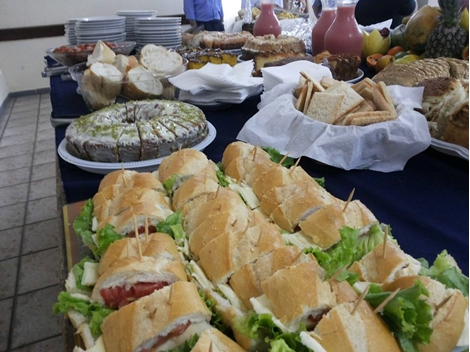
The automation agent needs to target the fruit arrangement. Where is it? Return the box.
[362,0,469,73]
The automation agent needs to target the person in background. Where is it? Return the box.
[184,0,225,32]
[312,0,416,28]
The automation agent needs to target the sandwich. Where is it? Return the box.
[221,141,272,171]
[98,232,180,275]
[382,275,468,352]
[191,327,246,352]
[349,240,422,284]
[171,169,220,211]
[158,149,214,193]
[197,212,285,284]
[299,300,401,351]
[101,281,212,352]
[229,246,322,309]
[91,255,188,309]
[251,261,336,332]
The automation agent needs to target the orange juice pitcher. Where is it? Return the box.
[323,0,363,56]
[253,0,282,37]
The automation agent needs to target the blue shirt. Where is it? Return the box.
[184,0,224,22]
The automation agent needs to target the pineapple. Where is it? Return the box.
[425,0,469,58]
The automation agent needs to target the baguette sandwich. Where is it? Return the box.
[91,255,187,308]
[101,281,212,352]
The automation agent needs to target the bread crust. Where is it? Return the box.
[191,328,246,352]
[261,261,336,329]
[101,282,211,352]
[98,232,180,275]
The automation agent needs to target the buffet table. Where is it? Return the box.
[50,67,469,280]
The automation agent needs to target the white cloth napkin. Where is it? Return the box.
[237,82,431,172]
[359,19,393,32]
[168,61,263,104]
[261,61,332,92]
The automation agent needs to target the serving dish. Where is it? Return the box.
[46,41,136,67]
[430,138,469,160]
[57,122,216,174]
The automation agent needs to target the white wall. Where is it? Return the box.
[0,0,239,94]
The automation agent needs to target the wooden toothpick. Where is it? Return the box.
[327,264,349,283]
[252,146,258,162]
[351,285,370,315]
[373,288,400,315]
[342,188,355,212]
[144,216,149,244]
[133,215,143,261]
[278,152,290,165]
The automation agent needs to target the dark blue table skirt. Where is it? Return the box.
[54,92,468,275]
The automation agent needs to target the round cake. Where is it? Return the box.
[65,100,209,162]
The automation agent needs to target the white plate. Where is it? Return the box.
[431,138,469,160]
[58,122,217,174]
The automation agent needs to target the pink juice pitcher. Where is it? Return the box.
[323,0,363,56]
[311,0,337,55]
[253,0,282,37]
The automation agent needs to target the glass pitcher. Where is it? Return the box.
[311,0,337,55]
[253,0,282,37]
[323,0,363,56]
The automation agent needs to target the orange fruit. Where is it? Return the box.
[375,55,395,72]
[366,53,383,69]
[387,46,405,56]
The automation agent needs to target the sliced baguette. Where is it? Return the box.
[87,40,116,66]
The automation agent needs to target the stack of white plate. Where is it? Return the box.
[74,16,126,44]
[116,10,157,42]
[65,18,79,44]
[134,17,182,51]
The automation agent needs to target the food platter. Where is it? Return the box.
[57,122,216,174]
[431,138,469,160]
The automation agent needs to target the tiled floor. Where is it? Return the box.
[0,93,64,352]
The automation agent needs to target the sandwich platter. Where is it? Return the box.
[57,122,216,174]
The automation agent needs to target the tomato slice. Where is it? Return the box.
[100,281,169,309]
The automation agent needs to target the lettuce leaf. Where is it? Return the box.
[72,256,97,293]
[53,291,115,337]
[216,168,229,187]
[419,250,469,297]
[305,223,390,284]
[163,174,178,195]
[93,224,124,260]
[199,290,233,339]
[235,313,310,352]
[73,199,96,253]
[365,282,433,352]
[262,147,295,168]
[156,211,185,240]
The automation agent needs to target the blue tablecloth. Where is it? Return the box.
[51,69,469,275]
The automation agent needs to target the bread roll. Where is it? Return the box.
[122,65,163,100]
[86,40,116,66]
